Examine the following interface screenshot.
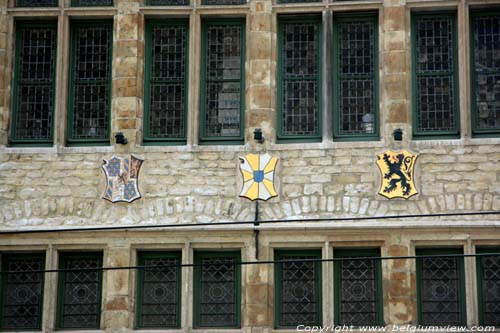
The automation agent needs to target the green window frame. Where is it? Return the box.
[0,252,45,331]
[274,249,322,329]
[199,19,246,144]
[71,0,113,6]
[333,248,383,326]
[193,250,241,328]
[143,20,189,145]
[476,247,500,326]
[277,15,322,143]
[135,251,182,329]
[470,11,500,137]
[333,13,379,141]
[67,20,113,146]
[411,12,460,139]
[10,21,57,146]
[416,248,466,326]
[15,0,58,6]
[56,252,103,330]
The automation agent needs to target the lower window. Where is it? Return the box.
[0,252,45,330]
[416,248,466,326]
[334,248,383,326]
[193,251,241,328]
[275,249,322,328]
[56,252,103,329]
[476,247,500,326]
[136,251,182,328]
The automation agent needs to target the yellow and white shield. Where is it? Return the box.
[239,153,278,201]
[376,150,418,199]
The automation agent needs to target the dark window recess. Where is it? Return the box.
[334,17,377,137]
[57,253,103,329]
[477,249,500,325]
[136,253,181,328]
[147,0,188,5]
[194,252,240,328]
[72,0,112,6]
[0,254,45,330]
[471,14,500,134]
[68,23,112,143]
[145,23,188,141]
[278,0,319,4]
[278,19,321,140]
[417,249,465,326]
[413,15,458,135]
[202,0,245,5]
[275,251,321,328]
[11,24,56,143]
[16,0,57,6]
[201,22,244,141]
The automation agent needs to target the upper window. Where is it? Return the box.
[193,251,241,328]
[274,249,322,328]
[0,253,45,331]
[67,21,113,146]
[56,252,103,329]
[277,16,322,143]
[476,247,500,326]
[416,248,466,326]
[200,19,245,144]
[146,0,188,5]
[71,0,113,6]
[202,0,246,4]
[15,0,57,6]
[411,13,459,138]
[136,251,182,328]
[333,249,383,326]
[144,20,189,145]
[470,11,500,137]
[333,13,378,141]
[10,22,57,146]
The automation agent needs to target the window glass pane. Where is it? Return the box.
[69,23,112,142]
[16,0,57,6]
[137,253,181,328]
[472,15,500,132]
[58,253,102,329]
[147,0,188,4]
[202,0,245,5]
[0,254,45,330]
[477,250,500,325]
[12,25,56,142]
[72,0,113,6]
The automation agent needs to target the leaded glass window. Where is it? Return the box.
[412,14,459,137]
[200,20,245,143]
[334,249,382,326]
[15,0,57,6]
[277,17,321,142]
[0,253,45,330]
[67,22,112,145]
[57,252,103,329]
[471,12,500,136]
[477,248,500,326]
[136,252,181,328]
[416,249,466,326]
[10,22,57,145]
[144,21,188,144]
[275,250,322,328]
[193,251,240,328]
[146,0,188,5]
[72,0,113,6]
[333,14,378,139]
[202,0,245,5]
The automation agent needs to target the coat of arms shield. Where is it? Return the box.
[239,153,278,201]
[102,155,144,203]
[376,150,418,199]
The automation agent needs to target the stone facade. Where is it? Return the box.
[0,0,500,330]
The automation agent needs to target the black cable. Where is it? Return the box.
[0,210,499,235]
[1,252,499,275]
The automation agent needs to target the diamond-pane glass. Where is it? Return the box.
[58,254,102,329]
[472,15,500,131]
[203,24,243,139]
[16,0,57,6]
[0,255,44,330]
[147,0,188,4]
[72,0,112,5]
[196,255,239,327]
[337,257,379,325]
[12,25,56,141]
[147,24,188,140]
[202,0,245,5]
[280,21,320,137]
[479,254,500,325]
[337,20,376,135]
[137,254,180,328]
[69,24,112,141]
[419,256,463,325]
[277,254,320,327]
[414,16,456,133]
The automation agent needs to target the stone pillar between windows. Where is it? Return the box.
[113,0,143,153]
